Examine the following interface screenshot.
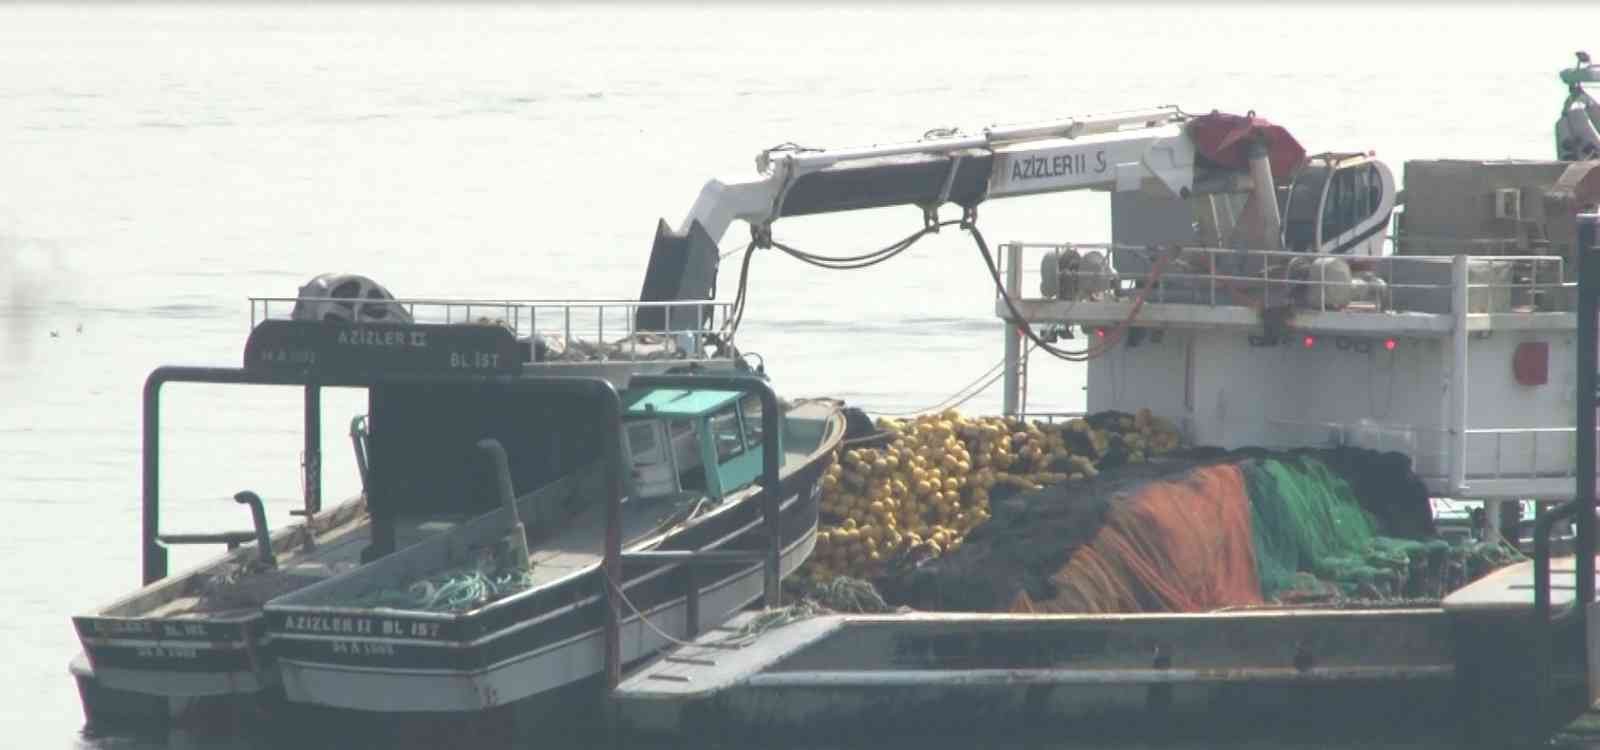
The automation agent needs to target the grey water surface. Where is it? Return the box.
[4,3,1600,748]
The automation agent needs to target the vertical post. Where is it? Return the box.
[761,381,781,609]
[684,566,700,639]
[1450,254,1471,500]
[1577,213,1599,607]
[303,385,322,517]
[142,373,167,585]
[604,440,623,692]
[1002,243,1024,417]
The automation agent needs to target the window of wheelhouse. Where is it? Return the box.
[709,408,745,462]
[738,393,765,448]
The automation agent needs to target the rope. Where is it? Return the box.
[605,573,828,651]
[605,575,703,650]
[865,341,1039,417]
[719,221,961,341]
[350,554,538,613]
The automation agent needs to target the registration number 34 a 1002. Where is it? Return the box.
[331,640,397,657]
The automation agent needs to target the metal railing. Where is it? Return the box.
[1465,427,1600,480]
[998,242,1571,316]
[249,297,736,363]
[1264,419,1600,485]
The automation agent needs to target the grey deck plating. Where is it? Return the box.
[1443,555,1597,615]
[613,607,1463,741]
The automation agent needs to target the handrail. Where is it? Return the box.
[999,241,1572,316]
[1534,500,1582,625]
[604,374,783,691]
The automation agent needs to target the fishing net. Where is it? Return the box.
[878,446,1520,614]
[1011,464,1262,613]
[1243,457,1379,600]
[348,554,538,613]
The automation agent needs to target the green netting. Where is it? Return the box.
[348,561,538,613]
[1242,457,1381,599]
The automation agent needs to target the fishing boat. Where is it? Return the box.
[68,284,783,730]
[261,383,842,717]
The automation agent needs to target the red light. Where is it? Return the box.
[1095,328,1107,338]
[1384,338,1397,351]
[1302,335,1316,349]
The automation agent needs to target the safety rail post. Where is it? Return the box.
[296,385,322,519]
[1002,243,1023,417]
[1575,212,1598,609]
[1450,255,1471,500]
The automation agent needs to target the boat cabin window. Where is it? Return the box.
[1319,164,1382,245]
[709,408,745,462]
[739,393,765,447]
[1283,164,1328,252]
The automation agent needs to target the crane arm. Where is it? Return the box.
[637,106,1301,329]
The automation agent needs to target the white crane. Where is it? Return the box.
[636,106,1396,330]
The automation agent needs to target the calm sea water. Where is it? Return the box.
[4,3,1600,748]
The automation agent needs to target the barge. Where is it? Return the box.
[605,104,1600,744]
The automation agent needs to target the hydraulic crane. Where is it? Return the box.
[637,106,1395,331]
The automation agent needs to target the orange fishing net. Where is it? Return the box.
[1011,464,1263,614]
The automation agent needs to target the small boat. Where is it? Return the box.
[262,385,843,715]
[69,282,767,731]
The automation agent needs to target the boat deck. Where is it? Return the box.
[1442,555,1598,616]
[129,507,464,621]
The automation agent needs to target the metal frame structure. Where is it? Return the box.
[139,368,626,585]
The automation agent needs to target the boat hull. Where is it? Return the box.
[268,466,824,713]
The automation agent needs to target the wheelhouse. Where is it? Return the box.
[624,388,779,502]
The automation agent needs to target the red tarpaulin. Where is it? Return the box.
[1185,111,1307,181]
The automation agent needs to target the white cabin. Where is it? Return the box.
[997,159,1595,505]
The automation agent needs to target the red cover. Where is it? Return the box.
[1185,110,1307,181]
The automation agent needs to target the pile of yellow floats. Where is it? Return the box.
[804,409,1182,584]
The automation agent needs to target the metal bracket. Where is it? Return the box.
[937,154,964,206]
[750,223,773,250]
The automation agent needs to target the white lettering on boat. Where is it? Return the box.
[284,615,375,635]
[1008,150,1108,182]
[335,328,428,349]
[90,620,155,636]
[162,622,208,638]
[136,645,199,660]
[285,615,443,640]
[331,640,397,657]
[449,351,500,370]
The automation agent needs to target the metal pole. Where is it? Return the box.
[1002,243,1023,417]
[1577,213,1599,607]
[1450,255,1471,500]
[142,373,167,585]
[303,385,322,517]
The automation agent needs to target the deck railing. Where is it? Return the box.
[249,297,736,362]
[997,242,1572,317]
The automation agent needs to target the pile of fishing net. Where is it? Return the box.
[869,446,1522,614]
[347,557,538,613]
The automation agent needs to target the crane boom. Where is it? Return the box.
[637,107,1304,330]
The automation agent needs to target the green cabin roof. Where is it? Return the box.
[625,388,744,419]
